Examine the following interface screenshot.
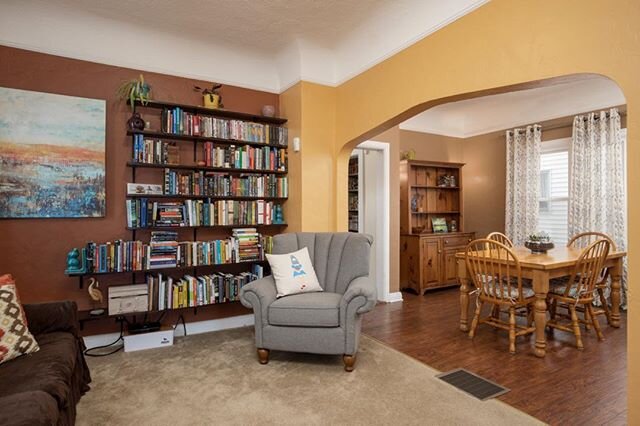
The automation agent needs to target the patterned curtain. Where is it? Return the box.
[505,125,542,246]
[569,108,627,308]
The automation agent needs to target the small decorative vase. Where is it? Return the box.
[203,94,220,109]
[127,112,145,131]
[261,105,275,117]
[525,241,555,254]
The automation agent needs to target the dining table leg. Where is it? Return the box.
[458,259,470,332]
[533,270,549,358]
[610,258,623,328]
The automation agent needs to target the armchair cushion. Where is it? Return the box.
[269,292,342,327]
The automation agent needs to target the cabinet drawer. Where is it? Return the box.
[442,235,473,248]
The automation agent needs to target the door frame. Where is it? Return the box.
[356,140,400,303]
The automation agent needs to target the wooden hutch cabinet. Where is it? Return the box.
[399,160,475,294]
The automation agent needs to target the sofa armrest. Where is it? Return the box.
[0,391,59,426]
[240,276,277,320]
[340,276,377,316]
[23,301,80,338]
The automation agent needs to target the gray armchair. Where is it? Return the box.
[240,232,377,371]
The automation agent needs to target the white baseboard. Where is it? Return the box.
[380,292,403,303]
[82,314,255,349]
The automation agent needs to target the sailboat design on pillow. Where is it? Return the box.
[290,254,308,290]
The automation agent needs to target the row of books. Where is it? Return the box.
[163,169,288,198]
[132,135,180,165]
[145,266,264,311]
[126,199,285,228]
[160,107,287,146]
[82,230,273,273]
[203,143,286,172]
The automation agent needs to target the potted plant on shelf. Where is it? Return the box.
[116,74,152,108]
[525,231,555,254]
[194,83,224,109]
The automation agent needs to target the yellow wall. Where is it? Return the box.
[282,1,639,418]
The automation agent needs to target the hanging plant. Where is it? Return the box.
[116,74,152,108]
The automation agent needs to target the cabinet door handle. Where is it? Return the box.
[428,258,433,266]
[438,249,442,254]
[445,240,449,244]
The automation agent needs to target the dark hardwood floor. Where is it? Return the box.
[362,288,627,425]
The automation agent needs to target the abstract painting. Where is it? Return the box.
[0,87,106,218]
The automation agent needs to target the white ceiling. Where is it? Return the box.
[0,0,488,92]
[399,76,626,138]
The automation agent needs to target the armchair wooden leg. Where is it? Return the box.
[257,348,270,365]
[343,355,356,372]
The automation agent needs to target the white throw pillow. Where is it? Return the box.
[266,247,323,298]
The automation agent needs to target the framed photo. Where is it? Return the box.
[431,217,448,233]
[0,87,106,218]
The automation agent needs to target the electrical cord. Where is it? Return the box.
[83,319,125,357]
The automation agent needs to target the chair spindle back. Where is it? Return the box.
[565,239,611,299]
[568,232,616,251]
[486,232,514,248]
[465,239,525,303]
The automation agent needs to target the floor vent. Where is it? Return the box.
[436,368,509,400]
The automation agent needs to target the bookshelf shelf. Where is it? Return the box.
[127,161,287,175]
[410,185,460,189]
[128,130,288,149]
[131,99,287,125]
[126,194,287,201]
[69,260,268,278]
[126,224,287,231]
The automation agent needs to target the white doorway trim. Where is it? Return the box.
[356,140,401,303]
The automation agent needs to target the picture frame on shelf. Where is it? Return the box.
[431,217,448,233]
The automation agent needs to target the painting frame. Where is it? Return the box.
[0,87,106,219]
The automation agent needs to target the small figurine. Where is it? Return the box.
[87,278,105,316]
[65,248,87,275]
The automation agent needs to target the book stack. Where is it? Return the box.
[132,134,180,164]
[163,169,288,198]
[160,107,287,146]
[146,267,264,311]
[232,228,263,262]
[203,143,287,171]
[126,199,285,228]
[148,231,179,269]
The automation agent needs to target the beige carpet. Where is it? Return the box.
[77,327,544,426]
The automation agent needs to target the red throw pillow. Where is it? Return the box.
[0,274,39,365]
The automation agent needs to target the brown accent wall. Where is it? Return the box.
[0,46,279,334]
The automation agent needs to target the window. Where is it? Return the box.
[538,138,569,245]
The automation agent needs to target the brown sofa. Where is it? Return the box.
[0,301,91,426]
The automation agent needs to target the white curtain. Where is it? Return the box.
[569,108,627,307]
[505,125,542,246]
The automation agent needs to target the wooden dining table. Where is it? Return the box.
[456,245,626,357]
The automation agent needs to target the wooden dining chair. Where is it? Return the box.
[566,232,616,325]
[486,232,514,248]
[546,239,611,350]
[466,239,536,354]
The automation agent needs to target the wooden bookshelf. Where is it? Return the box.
[348,153,361,233]
[399,160,475,294]
[67,99,289,317]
